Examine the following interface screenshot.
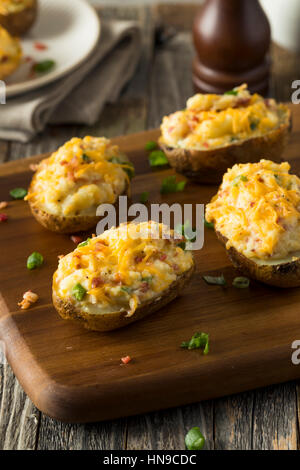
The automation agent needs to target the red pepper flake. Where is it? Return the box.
[34,42,48,51]
[91,277,103,289]
[121,356,132,364]
[0,213,8,222]
[71,235,83,244]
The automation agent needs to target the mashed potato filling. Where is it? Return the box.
[26,136,131,217]
[0,25,21,75]
[53,222,194,316]
[206,160,300,260]
[160,84,288,151]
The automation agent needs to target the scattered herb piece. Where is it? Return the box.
[78,238,90,247]
[232,174,248,186]
[185,427,205,450]
[204,218,214,229]
[224,89,238,96]
[140,191,149,203]
[181,332,209,355]
[149,150,169,167]
[27,252,43,270]
[121,286,132,294]
[72,283,87,301]
[142,276,152,283]
[203,274,226,286]
[160,175,186,194]
[249,118,260,130]
[233,276,250,288]
[10,187,27,200]
[82,153,92,163]
[177,241,186,250]
[34,59,55,73]
[145,141,158,151]
[110,157,135,179]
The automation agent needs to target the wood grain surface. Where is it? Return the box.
[0,2,300,451]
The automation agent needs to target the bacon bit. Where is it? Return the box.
[0,202,8,209]
[76,264,81,269]
[168,126,175,133]
[203,141,209,148]
[60,160,68,166]
[172,263,179,271]
[0,213,8,222]
[114,272,123,284]
[121,356,132,364]
[25,56,33,63]
[1,55,8,63]
[235,97,251,107]
[159,253,167,261]
[71,235,83,244]
[34,41,48,51]
[140,282,150,293]
[191,115,199,123]
[67,171,75,182]
[29,163,39,171]
[18,290,39,310]
[95,241,106,251]
[91,277,103,289]
[250,202,255,207]
[134,255,143,263]
[258,177,264,183]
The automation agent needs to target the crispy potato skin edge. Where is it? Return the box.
[52,264,195,331]
[0,0,37,36]
[159,109,292,184]
[216,230,300,288]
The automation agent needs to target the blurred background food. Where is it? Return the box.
[0,0,37,36]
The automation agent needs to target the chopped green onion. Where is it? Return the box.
[110,157,135,179]
[10,187,27,200]
[177,241,186,250]
[185,427,205,450]
[160,175,186,194]
[72,283,87,301]
[232,174,248,186]
[233,276,250,288]
[149,150,169,167]
[140,191,149,203]
[82,153,92,163]
[203,274,226,286]
[204,218,214,229]
[27,252,43,270]
[121,286,132,294]
[142,276,152,283]
[34,60,55,73]
[250,118,260,130]
[145,141,158,151]
[181,332,209,355]
[78,238,91,247]
[224,89,238,96]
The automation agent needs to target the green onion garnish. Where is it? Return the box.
[181,332,209,355]
[110,157,135,179]
[149,150,169,167]
[185,427,205,450]
[121,286,132,294]
[10,187,27,200]
[160,175,186,194]
[140,191,149,203]
[82,154,92,163]
[232,276,250,288]
[72,283,87,301]
[34,60,55,73]
[145,141,158,151]
[232,175,248,186]
[224,89,238,96]
[78,238,91,247]
[27,252,43,270]
[204,218,214,229]
[203,274,226,286]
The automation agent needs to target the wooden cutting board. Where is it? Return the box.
[1,104,300,423]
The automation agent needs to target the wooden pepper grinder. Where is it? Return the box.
[193,0,271,95]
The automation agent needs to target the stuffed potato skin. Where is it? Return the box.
[53,265,195,331]
[0,0,37,36]
[216,230,300,288]
[0,25,22,79]
[159,118,291,184]
[26,136,133,234]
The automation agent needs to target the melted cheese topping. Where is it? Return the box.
[0,25,21,76]
[160,84,289,151]
[206,160,300,260]
[0,0,34,15]
[26,136,132,217]
[53,221,194,316]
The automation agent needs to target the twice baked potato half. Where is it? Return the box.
[0,0,37,36]
[26,136,134,234]
[206,160,300,287]
[0,24,22,79]
[53,221,195,331]
[159,84,291,184]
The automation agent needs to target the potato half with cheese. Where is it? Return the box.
[0,0,37,36]
[0,24,22,79]
[26,136,134,234]
[206,160,300,287]
[159,84,291,184]
[52,221,195,331]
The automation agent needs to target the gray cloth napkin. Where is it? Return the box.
[0,20,142,142]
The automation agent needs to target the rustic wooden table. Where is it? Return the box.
[0,3,300,450]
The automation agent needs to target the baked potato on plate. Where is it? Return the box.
[206,160,300,287]
[0,24,22,79]
[0,0,37,36]
[53,221,195,331]
[26,136,134,234]
[159,84,291,184]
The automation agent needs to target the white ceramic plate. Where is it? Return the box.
[5,0,101,97]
